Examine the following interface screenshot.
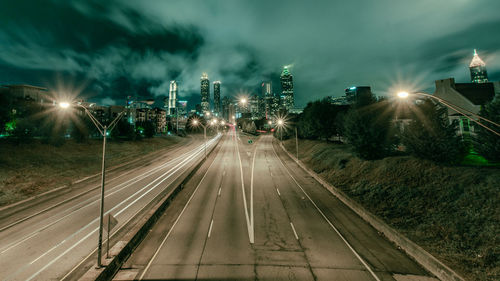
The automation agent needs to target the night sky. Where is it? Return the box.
[1,0,499,109]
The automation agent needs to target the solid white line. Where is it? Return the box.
[208,220,214,238]
[276,188,281,196]
[290,222,299,240]
[60,137,222,281]
[0,140,210,252]
[234,133,253,244]
[138,148,219,280]
[249,144,257,243]
[272,141,381,281]
[218,188,221,196]
[12,137,221,281]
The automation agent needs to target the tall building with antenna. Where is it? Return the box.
[200,73,210,113]
[470,49,488,83]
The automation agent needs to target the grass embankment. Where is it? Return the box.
[283,139,499,281]
[0,136,184,207]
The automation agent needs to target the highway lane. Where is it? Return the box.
[116,131,437,281]
[0,135,220,281]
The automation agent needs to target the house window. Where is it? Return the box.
[462,118,470,132]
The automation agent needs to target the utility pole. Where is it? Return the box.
[295,127,299,160]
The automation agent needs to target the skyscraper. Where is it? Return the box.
[213,81,221,116]
[280,66,294,111]
[221,96,231,120]
[262,81,274,118]
[168,80,177,115]
[470,49,488,83]
[200,73,210,113]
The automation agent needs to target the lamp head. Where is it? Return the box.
[397,91,409,99]
[59,102,70,109]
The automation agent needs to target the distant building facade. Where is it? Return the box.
[150,107,167,133]
[200,73,210,113]
[470,49,488,83]
[221,96,231,120]
[213,81,221,116]
[280,66,294,111]
[344,86,373,104]
[262,81,276,118]
[1,84,52,104]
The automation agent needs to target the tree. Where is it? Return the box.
[0,92,12,134]
[11,117,36,143]
[71,115,93,143]
[342,99,397,160]
[112,119,136,140]
[142,120,156,138]
[401,99,466,163]
[474,99,500,161]
[298,98,347,141]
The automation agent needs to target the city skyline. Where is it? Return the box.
[0,0,499,109]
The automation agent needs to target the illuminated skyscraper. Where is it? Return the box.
[469,49,488,83]
[168,80,177,115]
[213,81,221,116]
[200,73,210,113]
[221,96,231,120]
[280,66,294,111]
[262,81,274,118]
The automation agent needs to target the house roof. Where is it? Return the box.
[454,82,495,105]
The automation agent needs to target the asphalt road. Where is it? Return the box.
[117,130,437,281]
[0,135,219,281]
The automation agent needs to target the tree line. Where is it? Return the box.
[284,92,500,163]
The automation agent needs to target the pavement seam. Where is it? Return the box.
[264,137,318,281]
[272,138,381,281]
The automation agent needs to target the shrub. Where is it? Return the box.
[401,99,466,163]
[474,99,500,161]
[343,100,397,160]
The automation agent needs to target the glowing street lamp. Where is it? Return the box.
[59,101,125,267]
[59,102,70,109]
[397,91,409,98]
[397,91,500,137]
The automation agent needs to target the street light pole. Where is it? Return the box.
[203,125,207,158]
[176,107,179,134]
[59,102,125,267]
[295,127,299,160]
[97,125,107,267]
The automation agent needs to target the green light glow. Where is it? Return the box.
[5,120,16,131]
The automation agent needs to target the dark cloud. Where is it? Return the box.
[418,20,500,74]
[0,0,499,108]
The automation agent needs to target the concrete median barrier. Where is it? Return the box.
[79,135,223,281]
